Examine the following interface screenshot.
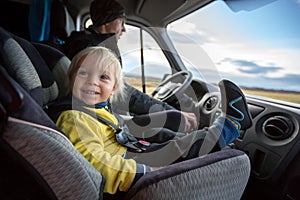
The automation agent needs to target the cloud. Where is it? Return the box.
[219,58,283,74]
[238,74,300,92]
[215,57,300,91]
[168,22,213,44]
[124,63,171,79]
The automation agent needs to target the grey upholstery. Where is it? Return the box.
[0,67,105,200]
[125,149,250,200]
[0,26,70,107]
[33,42,70,100]
[0,26,105,199]
[4,121,104,199]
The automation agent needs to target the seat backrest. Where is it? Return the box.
[0,66,105,200]
[50,0,76,43]
[28,0,75,46]
[0,25,106,199]
[0,26,70,107]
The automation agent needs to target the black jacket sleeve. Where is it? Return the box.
[111,83,175,115]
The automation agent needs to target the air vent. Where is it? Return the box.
[204,96,218,111]
[262,116,294,140]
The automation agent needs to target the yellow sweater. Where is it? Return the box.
[56,107,137,194]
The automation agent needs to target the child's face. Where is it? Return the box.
[72,56,116,106]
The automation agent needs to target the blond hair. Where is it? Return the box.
[68,46,125,101]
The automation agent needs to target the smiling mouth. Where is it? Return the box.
[82,90,100,95]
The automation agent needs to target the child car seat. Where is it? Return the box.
[0,66,105,200]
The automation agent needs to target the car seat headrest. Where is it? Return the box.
[0,27,43,106]
[33,42,70,100]
[0,27,70,107]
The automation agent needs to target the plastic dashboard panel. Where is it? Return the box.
[234,97,300,182]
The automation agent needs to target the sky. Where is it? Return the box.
[167,0,300,92]
[120,0,300,92]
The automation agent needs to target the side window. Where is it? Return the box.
[118,25,172,94]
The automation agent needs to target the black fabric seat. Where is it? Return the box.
[50,0,75,43]
[40,0,76,53]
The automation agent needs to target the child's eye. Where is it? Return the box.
[99,74,109,80]
[78,70,89,77]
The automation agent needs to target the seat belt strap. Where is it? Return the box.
[76,106,150,153]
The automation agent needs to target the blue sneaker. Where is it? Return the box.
[218,79,252,130]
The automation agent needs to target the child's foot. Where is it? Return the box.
[218,79,252,130]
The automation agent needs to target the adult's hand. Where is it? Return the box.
[181,112,198,132]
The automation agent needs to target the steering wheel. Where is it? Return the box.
[151,71,193,102]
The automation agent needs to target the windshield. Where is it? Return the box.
[167,0,300,104]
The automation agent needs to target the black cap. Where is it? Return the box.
[90,0,126,27]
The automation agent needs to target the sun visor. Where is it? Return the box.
[224,0,278,12]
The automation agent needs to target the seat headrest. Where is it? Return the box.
[50,0,75,42]
[33,42,71,100]
[0,27,70,107]
[0,26,44,106]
